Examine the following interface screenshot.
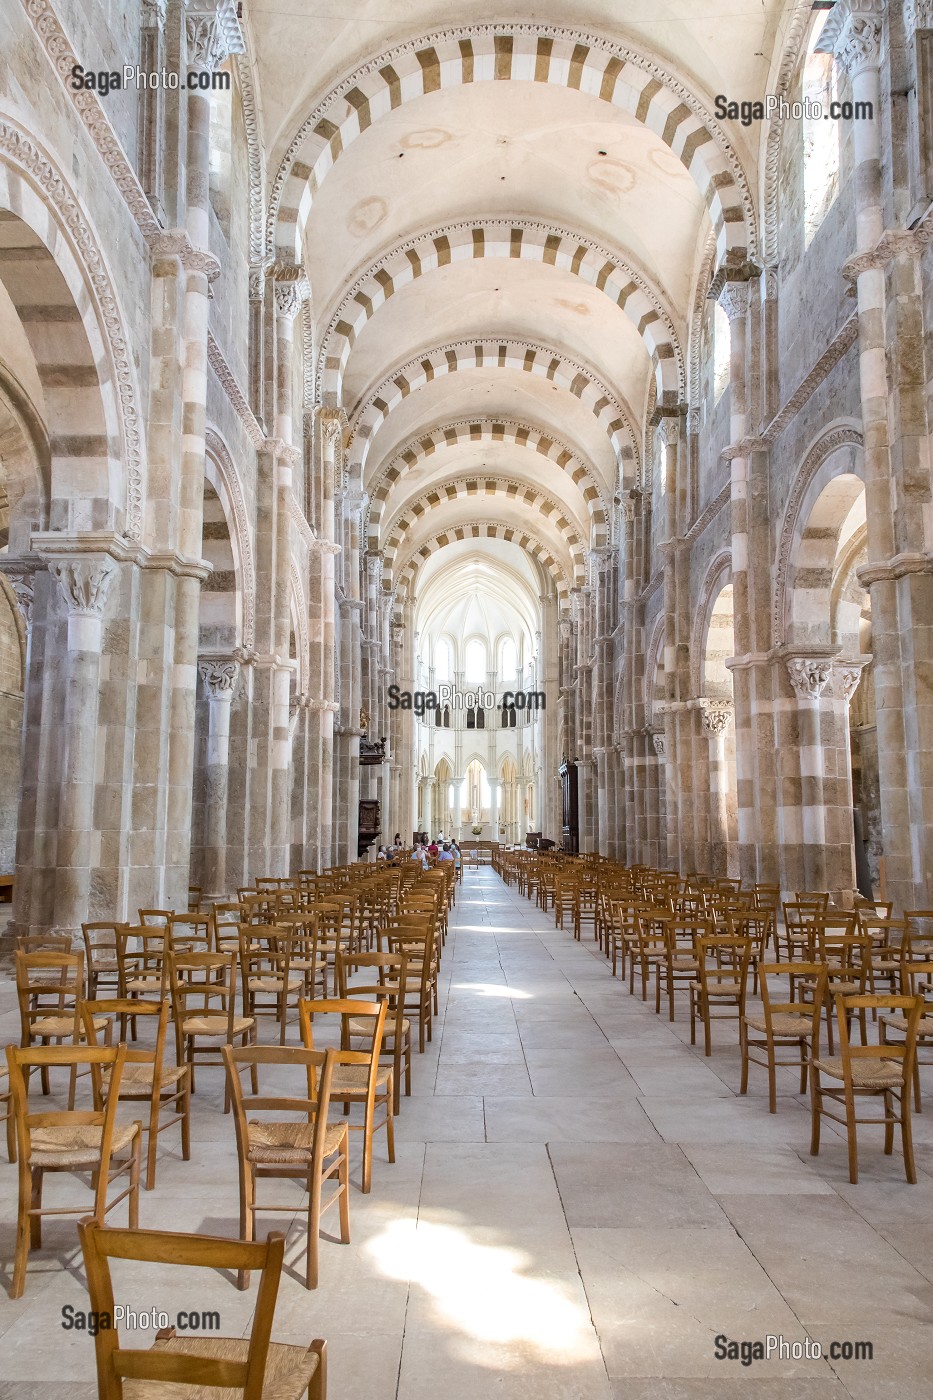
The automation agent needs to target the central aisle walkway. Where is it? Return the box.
[3,868,933,1397]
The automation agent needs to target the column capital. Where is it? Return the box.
[0,557,43,626]
[699,697,734,735]
[270,263,310,322]
[906,2,933,35]
[46,555,117,618]
[817,1,884,78]
[834,655,872,704]
[198,656,240,699]
[185,0,245,74]
[150,229,221,281]
[785,655,835,699]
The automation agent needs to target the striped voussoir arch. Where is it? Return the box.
[318,221,682,402]
[381,477,588,584]
[0,205,120,537]
[392,520,571,604]
[351,340,639,480]
[270,26,754,267]
[366,421,609,548]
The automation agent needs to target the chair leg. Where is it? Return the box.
[883,1091,895,1156]
[146,1096,160,1190]
[386,1086,396,1165]
[767,1044,777,1114]
[845,1091,859,1184]
[29,1167,42,1248]
[237,1166,253,1290]
[902,1096,918,1184]
[12,1168,33,1298]
[338,1142,351,1244]
[739,1022,749,1095]
[703,1000,712,1057]
[129,1136,140,1227]
[306,1169,321,1290]
[809,1069,822,1156]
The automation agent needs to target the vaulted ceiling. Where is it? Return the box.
[247,1,789,608]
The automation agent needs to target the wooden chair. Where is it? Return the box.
[15,949,107,1103]
[5,1043,140,1298]
[810,993,923,1183]
[224,1044,350,1290]
[337,949,411,1113]
[81,922,127,998]
[80,998,190,1190]
[0,1062,14,1163]
[277,913,329,1001]
[299,997,394,1195]
[239,927,302,1045]
[663,917,709,1022]
[690,934,752,1055]
[78,1219,327,1399]
[633,911,668,1010]
[118,927,170,1040]
[212,899,244,954]
[880,938,933,1111]
[169,950,255,1112]
[385,928,436,1051]
[167,912,212,953]
[740,963,826,1112]
[138,908,173,926]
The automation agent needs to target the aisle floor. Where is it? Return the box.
[2,869,933,1397]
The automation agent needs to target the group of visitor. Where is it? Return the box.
[374,832,461,870]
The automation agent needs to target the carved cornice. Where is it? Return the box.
[857,550,933,586]
[233,50,266,267]
[0,115,145,542]
[266,23,757,259]
[842,209,933,281]
[198,656,240,698]
[151,230,222,282]
[764,315,859,437]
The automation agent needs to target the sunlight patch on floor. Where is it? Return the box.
[366,1217,594,1365]
[452,983,533,999]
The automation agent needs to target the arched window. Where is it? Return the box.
[713,302,730,404]
[500,637,517,681]
[434,638,451,683]
[803,13,839,247]
[464,638,486,684]
[501,705,516,728]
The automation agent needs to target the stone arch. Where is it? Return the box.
[381,478,590,584]
[394,522,571,605]
[774,422,863,646]
[0,118,145,539]
[691,549,733,696]
[0,366,50,555]
[205,428,256,653]
[318,219,683,403]
[350,339,639,479]
[644,612,666,727]
[366,419,609,546]
[786,473,866,650]
[269,25,755,265]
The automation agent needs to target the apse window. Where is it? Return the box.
[803,12,839,247]
[434,638,451,683]
[465,638,487,684]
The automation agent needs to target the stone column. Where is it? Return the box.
[197,657,239,897]
[700,700,734,875]
[782,653,842,892]
[44,556,117,934]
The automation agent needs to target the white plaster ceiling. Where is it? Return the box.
[414,539,543,642]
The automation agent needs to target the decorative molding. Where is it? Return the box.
[785,655,834,699]
[47,555,117,617]
[688,233,718,412]
[0,116,146,542]
[762,1,812,267]
[774,423,863,643]
[906,2,933,34]
[764,315,859,438]
[842,207,933,281]
[233,50,266,267]
[206,331,264,447]
[656,416,681,448]
[713,276,752,322]
[271,262,310,321]
[198,656,240,697]
[266,22,756,258]
[684,484,730,544]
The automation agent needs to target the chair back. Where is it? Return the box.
[15,949,86,1044]
[77,1217,312,1400]
[138,909,173,926]
[6,1042,127,1167]
[834,993,923,1090]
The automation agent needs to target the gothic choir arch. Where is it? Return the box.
[0,0,930,931]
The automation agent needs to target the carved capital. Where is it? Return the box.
[249,261,270,302]
[656,416,681,448]
[817,1,884,78]
[185,0,245,74]
[700,698,734,736]
[142,0,168,24]
[651,732,665,757]
[198,657,240,698]
[365,550,384,578]
[835,656,871,704]
[906,2,933,34]
[47,556,117,618]
[716,279,750,322]
[786,656,833,699]
[0,560,41,626]
[271,264,310,322]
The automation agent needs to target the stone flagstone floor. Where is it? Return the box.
[2,868,933,1397]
